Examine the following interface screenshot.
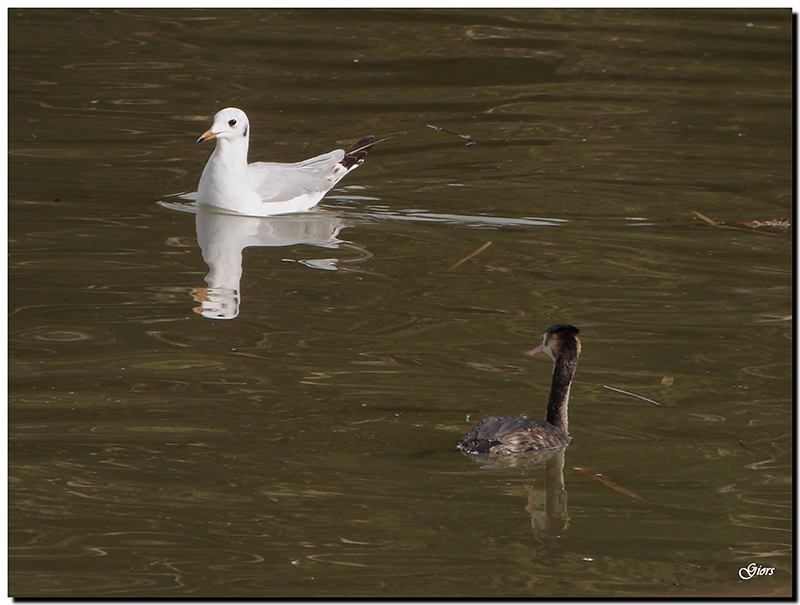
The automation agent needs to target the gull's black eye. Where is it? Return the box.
[228,119,237,127]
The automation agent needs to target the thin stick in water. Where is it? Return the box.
[692,210,777,237]
[692,210,726,228]
[573,467,645,502]
[603,384,662,406]
[446,241,492,272]
[427,124,476,146]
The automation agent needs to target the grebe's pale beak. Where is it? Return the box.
[528,343,544,357]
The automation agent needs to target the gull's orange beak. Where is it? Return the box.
[528,344,544,357]
[196,128,217,144]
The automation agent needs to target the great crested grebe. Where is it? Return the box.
[458,324,582,455]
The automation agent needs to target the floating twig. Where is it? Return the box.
[573,467,645,502]
[446,241,492,272]
[692,210,726,228]
[427,124,476,146]
[603,385,662,406]
[692,211,777,237]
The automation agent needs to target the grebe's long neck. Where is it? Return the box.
[545,350,579,435]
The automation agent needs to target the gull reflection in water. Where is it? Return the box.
[160,200,360,319]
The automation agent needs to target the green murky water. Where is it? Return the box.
[9,8,792,597]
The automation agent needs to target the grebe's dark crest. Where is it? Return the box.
[458,324,581,456]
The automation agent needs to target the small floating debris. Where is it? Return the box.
[737,218,791,230]
[691,210,785,236]
[427,124,476,146]
[446,241,492,272]
[574,467,645,502]
[603,385,662,406]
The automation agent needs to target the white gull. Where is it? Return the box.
[195,107,375,216]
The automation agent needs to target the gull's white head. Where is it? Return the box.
[197,107,250,145]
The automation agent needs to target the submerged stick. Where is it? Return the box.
[573,467,645,502]
[603,385,662,406]
[446,241,492,272]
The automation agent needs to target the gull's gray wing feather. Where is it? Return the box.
[246,150,346,203]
